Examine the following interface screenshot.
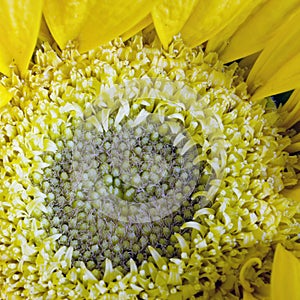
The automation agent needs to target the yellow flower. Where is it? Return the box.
[0,1,300,299]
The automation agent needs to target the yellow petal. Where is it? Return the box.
[250,53,300,101]
[43,0,92,49]
[121,14,153,41]
[271,244,300,300]
[282,185,300,201]
[248,6,300,99]
[206,0,265,54]
[181,0,249,48]
[0,0,43,76]
[44,0,157,53]
[281,185,300,200]
[78,0,156,52]
[281,90,300,114]
[238,52,261,77]
[0,85,12,108]
[279,89,300,129]
[220,0,300,62]
[38,15,55,44]
[285,142,300,154]
[291,132,300,143]
[151,0,199,48]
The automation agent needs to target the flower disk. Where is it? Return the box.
[0,32,298,299]
[42,110,202,271]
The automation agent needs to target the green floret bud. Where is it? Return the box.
[111,235,119,245]
[70,240,79,248]
[116,226,126,237]
[124,187,135,201]
[87,260,96,270]
[131,174,142,186]
[52,216,60,226]
[113,245,121,253]
[72,250,80,259]
[83,251,92,260]
[149,234,157,244]
[47,192,55,201]
[136,253,145,263]
[59,235,68,245]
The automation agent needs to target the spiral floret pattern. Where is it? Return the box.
[41,109,203,271]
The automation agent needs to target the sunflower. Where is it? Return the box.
[0,1,300,299]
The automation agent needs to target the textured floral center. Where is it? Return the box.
[40,109,204,271]
[1,32,297,299]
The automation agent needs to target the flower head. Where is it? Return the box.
[0,1,300,299]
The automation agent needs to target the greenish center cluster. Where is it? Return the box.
[40,113,205,272]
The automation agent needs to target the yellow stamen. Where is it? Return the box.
[0,84,12,108]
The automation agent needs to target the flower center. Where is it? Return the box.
[40,110,205,272]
